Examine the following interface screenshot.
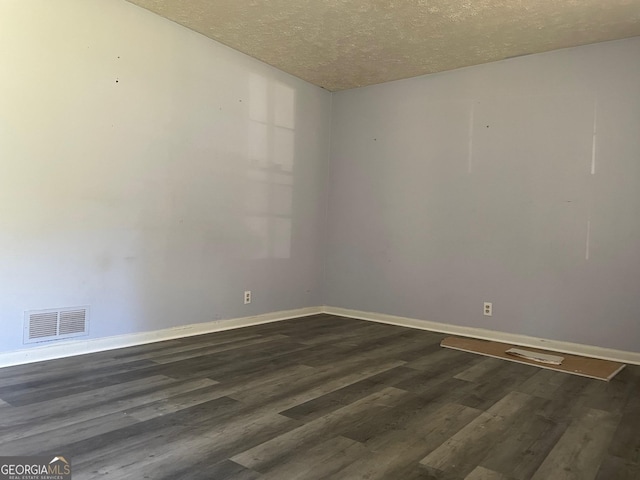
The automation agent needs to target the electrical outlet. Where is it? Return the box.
[483,302,492,316]
[244,291,252,304]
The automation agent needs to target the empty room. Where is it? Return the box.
[1,1,639,479]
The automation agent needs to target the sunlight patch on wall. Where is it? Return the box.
[245,74,296,259]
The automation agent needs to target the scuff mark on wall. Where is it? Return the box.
[591,99,598,175]
[585,217,591,261]
[467,102,475,174]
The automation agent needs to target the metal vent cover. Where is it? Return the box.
[24,307,89,344]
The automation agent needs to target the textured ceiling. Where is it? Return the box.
[125,0,640,91]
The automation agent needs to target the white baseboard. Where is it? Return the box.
[3,304,638,369]
[322,306,640,366]
[0,307,323,369]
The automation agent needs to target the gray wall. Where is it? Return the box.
[2,1,638,357]
[326,38,640,352]
[0,0,331,353]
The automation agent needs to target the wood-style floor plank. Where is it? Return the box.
[231,387,407,473]
[333,402,482,480]
[259,435,367,480]
[595,455,640,480]
[465,466,512,480]
[419,391,542,478]
[0,377,217,446]
[479,405,568,480]
[0,314,637,480]
[530,408,620,480]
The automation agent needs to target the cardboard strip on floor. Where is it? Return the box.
[441,336,625,381]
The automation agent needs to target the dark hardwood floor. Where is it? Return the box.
[0,314,638,479]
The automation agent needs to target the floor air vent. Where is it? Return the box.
[24,307,89,344]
